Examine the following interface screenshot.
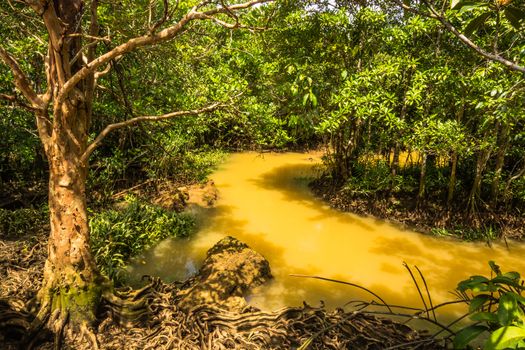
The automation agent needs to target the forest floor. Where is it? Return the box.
[310,176,524,241]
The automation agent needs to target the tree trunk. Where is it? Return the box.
[447,150,457,207]
[36,98,102,333]
[448,96,464,208]
[468,147,492,214]
[417,152,427,208]
[391,145,400,177]
[39,148,101,329]
[490,122,509,205]
[391,72,411,180]
[29,0,104,333]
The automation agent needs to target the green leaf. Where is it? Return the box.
[464,12,491,36]
[453,325,488,349]
[490,261,502,276]
[471,312,499,323]
[491,276,522,289]
[470,295,492,312]
[341,70,348,80]
[458,275,490,292]
[452,0,488,10]
[310,92,318,107]
[485,326,525,350]
[504,7,525,30]
[503,272,521,281]
[302,93,309,106]
[498,293,519,326]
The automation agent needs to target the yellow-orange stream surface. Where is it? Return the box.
[128,152,525,326]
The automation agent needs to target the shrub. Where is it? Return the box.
[89,196,195,281]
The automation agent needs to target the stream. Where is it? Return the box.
[127,152,525,324]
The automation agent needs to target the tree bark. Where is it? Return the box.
[447,96,464,207]
[468,147,492,214]
[417,152,427,209]
[27,1,105,334]
[490,122,509,205]
[447,150,457,207]
[39,138,101,329]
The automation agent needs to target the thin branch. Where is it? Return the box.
[290,274,393,313]
[391,0,525,74]
[200,13,240,29]
[81,102,222,163]
[70,39,107,66]
[0,92,40,112]
[0,93,16,102]
[149,0,170,34]
[57,0,273,105]
[94,62,113,80]
[0,47,44,108]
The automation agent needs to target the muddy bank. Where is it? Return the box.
[0,232,447,349]
[310,176,524,240]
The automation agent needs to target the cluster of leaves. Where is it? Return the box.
[89,196,195,282]
[454,262,525,349]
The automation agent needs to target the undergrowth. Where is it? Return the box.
[89,195,195,282]
[0,206,49,238]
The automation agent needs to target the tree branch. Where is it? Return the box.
[391,0,525,74]
[0,92,40,112]
[81,102,223,163]
[0,47,45,108]
[149,0,170,34]
[57,0,272,105]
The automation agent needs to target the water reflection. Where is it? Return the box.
[128,152,525,326]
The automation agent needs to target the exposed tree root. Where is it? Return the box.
[1,232,447,349]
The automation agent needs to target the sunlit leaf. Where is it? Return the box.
[485,326,525,350]
[303,93,309,106]
[458,275,490,291]
[310,92,318,107]
[498,293,519,326]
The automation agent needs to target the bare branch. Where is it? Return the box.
[0,93,16,102]
[94,62,113,80]
[81,102,223,163]
[149,0,170,34]
[0,47,45,108]
[200,13,240,29]
[391,0,525,74]
[57,0,272,105]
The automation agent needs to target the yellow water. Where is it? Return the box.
[128,152,525,324]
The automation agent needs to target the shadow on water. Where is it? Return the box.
[250,163,375,232]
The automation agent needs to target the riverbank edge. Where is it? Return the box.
[309,175,524,241]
